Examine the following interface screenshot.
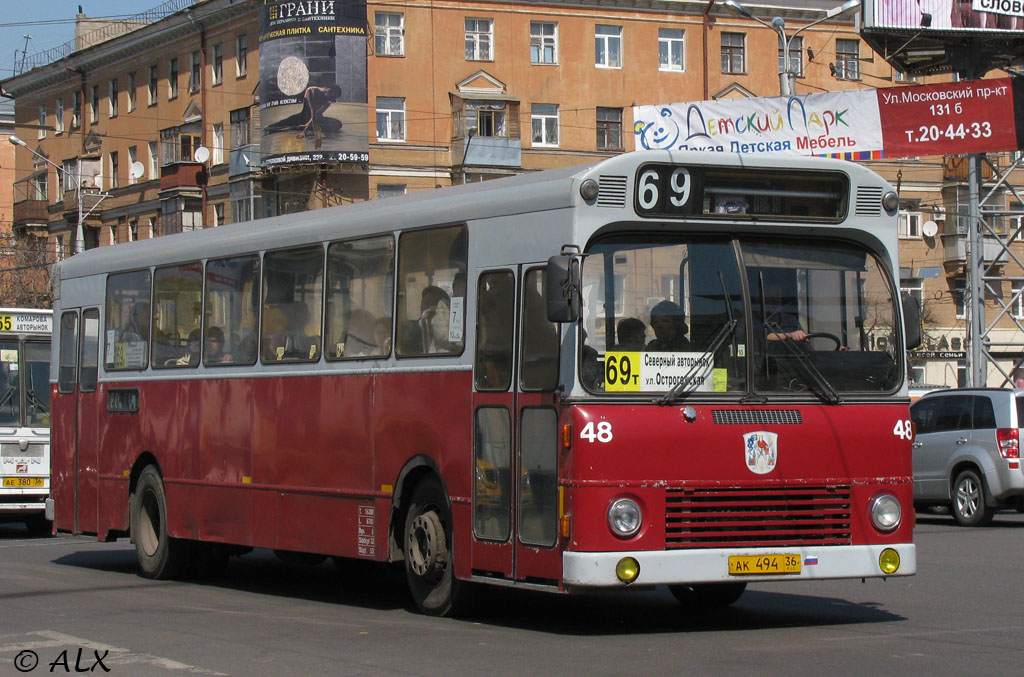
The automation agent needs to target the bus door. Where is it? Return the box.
[470,267,562,584]
[54,308,101,534]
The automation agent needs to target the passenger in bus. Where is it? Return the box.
[761,283,807,344]
[204,326,231,364]
[420,285,455,353]
[174,329,202,367]
[616,317,647,351]
[374,317,392,355]
[342,309,379,357]
[645,301,692,352]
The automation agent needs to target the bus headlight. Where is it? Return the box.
[607,498,642,538]
[869,493,901,532]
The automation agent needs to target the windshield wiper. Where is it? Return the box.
[765,321,840,405]
[657,318,737,405]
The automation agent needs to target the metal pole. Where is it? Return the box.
[967,153,985,386]
[778,30,793,96]
[75,162,84,254]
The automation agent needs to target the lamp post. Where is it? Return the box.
[9,134,106,255]
[720,0,861,96]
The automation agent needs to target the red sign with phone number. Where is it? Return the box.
[877,77,1020,158]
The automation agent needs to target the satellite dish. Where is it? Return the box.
[922,220,939,238]
[193,146,210,164]
[129,161,145,180]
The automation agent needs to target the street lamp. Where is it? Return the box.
[720,0,861,96]
[9,134,108,256]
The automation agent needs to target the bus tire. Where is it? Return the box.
[25,516,52,536]
[403,477,463,616]
[131,466,190,579]
[951,469,993,527]
[668,582,746,609]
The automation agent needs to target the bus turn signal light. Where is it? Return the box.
[879,548,900,574]
[561,423,572,449]
[615,557,640,583]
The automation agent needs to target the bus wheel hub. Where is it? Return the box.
[408,512,446,578]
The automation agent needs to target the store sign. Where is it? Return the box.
[909,351,967,359]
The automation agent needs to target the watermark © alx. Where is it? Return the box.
[13,648,110,673]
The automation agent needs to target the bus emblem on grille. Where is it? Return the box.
[743,432,778,475]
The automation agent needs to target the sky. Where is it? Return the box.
[0,1,167,80]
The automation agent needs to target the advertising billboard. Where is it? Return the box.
[865,0,1024,31]
[258,1,369,168]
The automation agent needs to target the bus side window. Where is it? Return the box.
[520,267,559,391]
[57,311,78,394]
[261,246,324,363]
[325,235,395,360]
[104,270,152,371]
[153,262,203,368]
[475,270,514,390]
[79,309,100,392]
[396,224,467,357]
[205,255,260,366]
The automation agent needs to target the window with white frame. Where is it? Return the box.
[62,158,78,193]
[55,99,64,134]
[72,91,81,128]
[236,35,247,77]
[377,184,407,199]
[160,125,202,166]
[90,85,98,123]
[148,65,158,105]
[778,35,803,77]
[190,51,201,92]
[109,79,118,118]
[212,43,223,85]
[463,101,508,137]
[835,39,860,80]
[375,12,404,56]
[148,141,158,179]
[531,104,559,146]
[899,211,922,238]
[212,123,224,164]
[659,28,684,71]
[109,151,119,189]
[128,146,138,185]
[531,21,557,64]
[31,172,47,201]
[376,97,406,141]
[127,72,136,112]
[721,32,745,74]
[595,25,622,68]
[38,104,46,139]
[465,18,493,61]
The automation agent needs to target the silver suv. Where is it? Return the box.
[910,388,1024,526]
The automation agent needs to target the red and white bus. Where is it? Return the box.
[50,151,919,615]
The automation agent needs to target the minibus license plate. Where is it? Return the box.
[728,554,801,575]
[2,477,44,488]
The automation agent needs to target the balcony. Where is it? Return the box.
[160,162,206,192]
[60,188,106,216]
[943,156,996,182]
[452,136,521,168]
[12,199,49,226]
[942,233,1008,266]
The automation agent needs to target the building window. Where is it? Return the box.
[212,44,223,85]
[212,123,224,164]
[953,277,966,319]
[236,35,247,77]
[190,51,201,92]
[213,203,225,226]
[128,218,139,242]
[62,159,78,193]
[1012,280,1024,319]
[376,97,406,142]
[127,72,136,112]
[148,65,158,104]
[38,104,46,139]
[465,18,493,61]
[659,28,685,72]
[597,107,623,150]
[835,39,860,80]
[464,101,507,137]
[377,184,407,199]
[128,146,138,185]
[531,103,559,147]
[160,126,202,166]
[779,35,803,77]
[148,141,158,179]
[72,91,81,128]
[31,172,47,201]
[900,277,924,312]
[899,211,922,238]
[161,197,203,235]
[90,85,99,123]
[375,12,404,56]
[109,79,118,118]
[530,21,557,64]
[109,151,119,189]
[721,32,745,74]
[169,58,179,99]
[55,236,65,261]
[230,108,251,147]
[55,99,64,134]
[595,25,623,68]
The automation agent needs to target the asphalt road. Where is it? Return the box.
[0,510,1022,676]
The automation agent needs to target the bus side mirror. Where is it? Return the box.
[546,255,580,323]
[902,295,922,350]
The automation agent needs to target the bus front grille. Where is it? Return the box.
[665,485,852,549]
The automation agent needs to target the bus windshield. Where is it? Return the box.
[581,235,901,397]
[0,340,51,427]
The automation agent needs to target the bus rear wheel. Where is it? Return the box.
[131,466,190,579]
[669,582,747,609]
[404,477,463,616]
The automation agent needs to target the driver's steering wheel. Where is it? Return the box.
[804,332,842,351]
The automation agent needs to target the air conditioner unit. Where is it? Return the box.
[932,206,946,221]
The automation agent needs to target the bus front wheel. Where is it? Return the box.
[403,477,463,616]
[131,466,190,579]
